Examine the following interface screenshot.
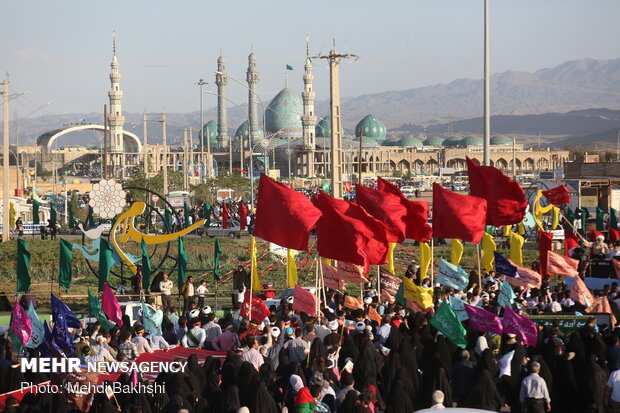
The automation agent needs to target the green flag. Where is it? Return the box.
[214,239,222,281]
[88,289,116,329]
[485,225,496,235]
[430,301,467,349]
[141,238,151,290]
[98,238,114,292]
[564,206,575,227]
[203,203,212,228]
[580,207,589,235]
[17,239,31,292]
[68,203,75,229]
[165,207,173,230]
[59,239,73,291]
[611,208,618,230]
[86,206,96,228]
[184,202,190,228]
[50,203,57,227]
[32,199,40,225]
[178,237,188,286]
[395,283,406,305]
[596,207,605,231]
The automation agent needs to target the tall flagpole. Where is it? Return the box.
[483,0,491,166]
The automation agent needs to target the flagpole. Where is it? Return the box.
[376,266,381,298]
[557,210,588,243]
[476,243,482,289]
[430,239,435,286]
[317,257,324,318]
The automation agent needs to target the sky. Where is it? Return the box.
[3,0,620,119]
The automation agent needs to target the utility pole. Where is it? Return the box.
[183,128,189,191]
[103,104,108,179]
[2,79,9,242]
[483,0,491,166]
[162,111,168,197]
[198,79,207,181]
[313,41,359,199]
[189,127,194,183]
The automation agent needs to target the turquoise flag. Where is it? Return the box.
[141,239,151,290]
[286,64,294,70]
[98,238,114,292]
[498,280,516,308]
[437,258,469,291]
[430,301,467,349]
[141,301,163,335]
[25,304,44,349]
[178,237,188,286]
[448,296,469,321]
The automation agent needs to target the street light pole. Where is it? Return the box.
[483,0,491,166]
[198,79,208,181]
[2,79,9,241]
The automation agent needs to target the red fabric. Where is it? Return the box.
[355,184,407,243]
[542,185,571,205]
[539,231,553,277]
[254,174,322,251]
[547,250,579,277]
[589,229,604,242]
[222,203,229,229]
[240,290,271,322]
[466,157,527,226]
[570,276,595,306]
[293,284,317,315]
[586,297,617,326]
[610,228,620,242]
[295,387,316,407]
[312,191,389,270]
[239,202,248,231]
[102,283,122,326]
[377,177,432,242]
[431,183,487,243]
[564,230,580,257]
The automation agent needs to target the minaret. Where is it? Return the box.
[215,55,229,149]
[246,52,260,145]
[108,32,125,176]
[301,37,317,176]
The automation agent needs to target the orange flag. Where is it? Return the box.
[585,297,617,327]
[367,306,382,324]
[344,296,364,310]
[547,250,579,277]
[570,276,595,306]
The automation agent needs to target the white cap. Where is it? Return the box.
[365,325,372,333]
[355,321,366,332]
[363,297,373,305]
[189,309,200,319]
[328,320,339,331]
[286,296,294,304]
[270,327,281,338]
[202,306,212,315]
[380,345,391,356]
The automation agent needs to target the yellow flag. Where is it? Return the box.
[509,232,524,267]
[322,257,332,266]
[533,190,553,230]
[387,242,396,275]
[503,225,512,236]
[287,249,298,288]
[402,276,434,309]
[451,239,464,266]
[250,235,260,291]
[481,232,496,272]
[552,206,560,230]
[419,242,431,279]
[517,222,526,235]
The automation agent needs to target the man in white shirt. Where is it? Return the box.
[132,326,154,356]
[241,335,264,371]
[549,294,562,313]
[203,313,222,350]
[196,281,208,308]
[607,366,620,410]
[182,320,206,349]
[159,273,173,313]
[519,361,551,413]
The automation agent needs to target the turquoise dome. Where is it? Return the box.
[399,136,424,147]
[424,136,444,146]
[201,121,219,149]
[382,136,401,146]
[443,137,462,147]
[355,114,387,141]
[316,116,331,138]
[235,121,264,141]
[491,135,513,145]
[353,137,380,147]
[265,88,303,137]
[460,136,484,146]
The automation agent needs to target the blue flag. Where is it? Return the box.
[449,296,469,321]
[50,294,76,355]
[41,321,66,358]
[57,296,82,329]
[494,252,520,279]
[286,64,294,70]
[141,301,163,336]
[498,280,516,308]
[437,258,469,290]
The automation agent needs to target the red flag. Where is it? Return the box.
[239,202,248,231]
[542,185,570,205]
[564,230,579,257]
[101,283,123,327]
[539,231,553,277]
[355,184,407,243]
[570,276,595,306]
[377,177,432,242]
[222,203,229,229]
[240,290,271,322]
[431,183,487,243]
[367,306,382,324]
[466,157,527,226]
[321,261,346,290]
[293,284,317,315]
[313,191,389,270]
[505,259,542,289]
[610,228,620,242]
[586,297,617,327]
[547,250,579,277]
[254,174,322,251]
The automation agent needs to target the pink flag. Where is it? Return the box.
[101,283,123,326]
[293,284,317,315]
[612,260,620,278]
[585,297,617,327]
[11,298,32,346]
[337,261,369,283]
[570,276,595,306]
[321,261,346,290]
[505,260,542,289]
[547,250,579,277]
[465,304,503,335]
[503,306,538,347]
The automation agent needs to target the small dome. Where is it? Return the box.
[316,116,331,138]
[353,137,380,148]
[399,136,424,147]
[382,136,401,147]
[443,137,462,147]
[491,135,513,145]
[424,136,444,146]
[460,136,484,146]
[355,114,387,141]
[201,121,219,149]
[235,121,264,141]
[265,88,303,138]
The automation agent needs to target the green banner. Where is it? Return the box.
[17,239,31,292]
[528,315,590,334]
[430,301,467,348]
[178,237,188,286]
[141,238,151,290]
[59,239,73,291]
[88,289,115,330]
[203,203,212,228]
[165,207,173,230]
[98,238,114,292]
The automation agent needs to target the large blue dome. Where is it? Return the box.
[235,121,264,141]
[265,88,303,138]
[200,121,219,149]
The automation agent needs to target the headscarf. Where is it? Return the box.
[466,369,503,411]
[289,374,304,393]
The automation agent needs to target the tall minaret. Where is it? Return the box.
[301,37,317,176]
[108,33,125,161]
[215,55,229,149]
[246,52,260,145]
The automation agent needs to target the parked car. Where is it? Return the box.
[264,286,318,309]
[207,221,247,239]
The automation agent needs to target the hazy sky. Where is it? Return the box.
[3,0,619,118]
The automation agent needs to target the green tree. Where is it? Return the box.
[192,173,251,203]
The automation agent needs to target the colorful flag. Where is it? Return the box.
[240,290,271,322]
[504,260,542,289]
[542,185,570,205]
[503,306,538,347]
[88,289,115,330]
[184,202,190,228]
[249,235,261,290]
[596,207,605,231]
[539,231,553,277]
[494,252,519,278]
[213,239,222,281]
[466,157,528,225]
[465,304,503,335]
[387,242,396,275]
[11,298,32,347]
[313,191,389,271]
[547,250,579,277]
[430,301,467,348]
[17,239,31,292]
[580,208,589,235]
[356,184,407,243]
[481,233,496,272]
[451,239,464,266]
[552,207,560,230]
[222,203,229,229]
[86,205,96,228]
[178,237,188,286]
[400,276,433,309]
[141,301,163,335]
[610,229,620,243]
[286,64,294,70]
[337,261,368,283]
[564,230,579,256]
[254,174,322,251]
[449,296,469,321]
[141,238,151,290]
[59,239,73,291]
[570,276,594,306]
[419,242,432,279]
[432,183,487,243]
[98,238,113,292]
[509,232,524,266]
[287,249,298,288]
[498,280,516,308]
[68,203,75,229]
[293,284,317,315]
[379,267,401,303]
[25,303,44,349]
[102,283,123,326]
[367,305,382,324]
[50,293,75,355]
[203,203,212,228]
[436,258,469,290]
